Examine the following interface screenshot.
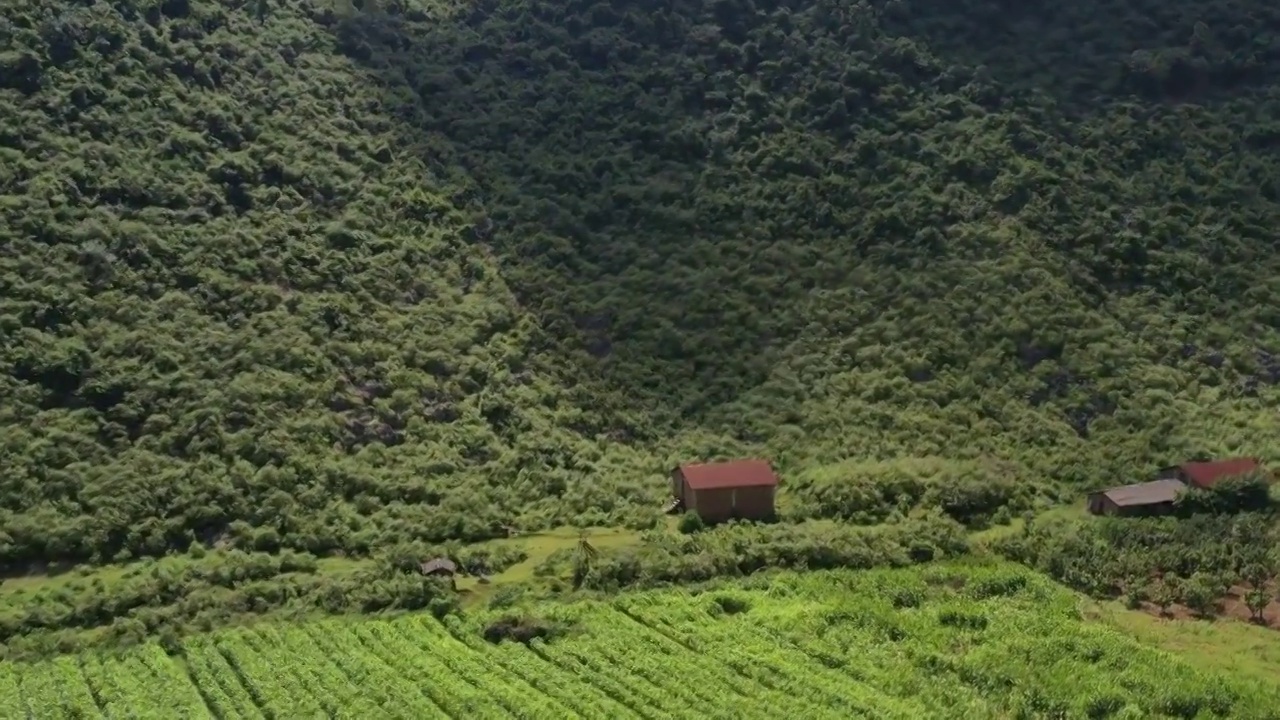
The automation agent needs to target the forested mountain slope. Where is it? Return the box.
[3,0,1280,568]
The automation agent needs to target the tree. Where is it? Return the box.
[1123,578,1148,610]
[1245,588,1271,624]
[1176,477,1273,516]
[1182,573,1218,618]
[571,529,598,590]
[1151,578,1178,617]
[1020,511,1036,536]
[1243,562,1273,591]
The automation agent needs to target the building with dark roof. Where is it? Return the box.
[670,459,779,523]
[419,557,457,577]
[1087,457,1272,517]
[1086,479,1187,517]
[1156,457,1264,489]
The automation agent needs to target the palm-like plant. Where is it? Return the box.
[572,528,598,589]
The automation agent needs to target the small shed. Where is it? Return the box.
[1086,479,1186,517]
[1157,457,1264,489]
[419,557,457,577]
[671,459,779,523]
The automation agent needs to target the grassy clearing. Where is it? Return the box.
[970,503,1091,547]
[1085,600,1280,687]
[454,525,649,605]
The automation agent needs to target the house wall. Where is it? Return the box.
[1086,492,1115,516]
[690,488,735,522]
[671,469,686,501]
[686,485,776,522]
[1116,500,1175,517]
[733,485,776,521]
[1089,493,1178,517]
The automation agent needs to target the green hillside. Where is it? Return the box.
[4,0,1280,591]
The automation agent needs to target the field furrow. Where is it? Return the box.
[530,639,675,720]
[299,621,448,720]
[575,608,764,720]
[79,653,134,718]
[17,658,98,718]
[135,645,211,715]
[216,632,326,718]
[399,615,577,720]
[623,598,920,718]
[241,626,368,719]
[609,605,850,720]
[350,620,507,719]
[439,611,646,720]
[262,625,389,719]
[184,637,269,720]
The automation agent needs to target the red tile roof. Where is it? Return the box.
[1177,457,1263,488]
[678,460,779,491]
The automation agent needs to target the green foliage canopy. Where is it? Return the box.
[4,0,1280,573]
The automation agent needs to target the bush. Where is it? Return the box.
[1181,573,1220,617]
[786,458,1034,528]
[1174,476,1273,516]
[937,608,989,631]
[584,516,968,592]
[890,586,925,609]
[482,616,561,645]
[487,585,527,610]
[709,594,751,615]
[677,511,705,534]
[967,572,1029,600]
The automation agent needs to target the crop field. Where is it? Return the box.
[3,563,1279,719]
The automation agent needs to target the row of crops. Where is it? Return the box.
[3,563,1280,719]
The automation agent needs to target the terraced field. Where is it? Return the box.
[4,563,1279,719]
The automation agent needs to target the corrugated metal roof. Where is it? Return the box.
[1178,457,1262,488]
[679,460,779,491]
[1101,479,1186,507]
[420,558,457,575]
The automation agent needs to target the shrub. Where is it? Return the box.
[677,511,705,534]
[890,586,924,609]
[482,616,561,645]
[709,594,751,615]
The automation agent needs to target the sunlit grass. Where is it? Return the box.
[1084,600,1280,687]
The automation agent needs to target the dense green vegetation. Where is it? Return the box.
[8,562,1280,719]
[0,540,535,659]
[995,479,1280,623]
[5,0,1280,656]
[0,516,965,659]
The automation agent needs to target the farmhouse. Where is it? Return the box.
[668,459,779,523]
[1156,457,1263,489]
[1086,479,1186,517]
[419,557,457,577]
[1087,456,1271,516]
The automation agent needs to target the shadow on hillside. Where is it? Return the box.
[321,2,820,427]
[316,0,1280,434]
[881,0,1279,111]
